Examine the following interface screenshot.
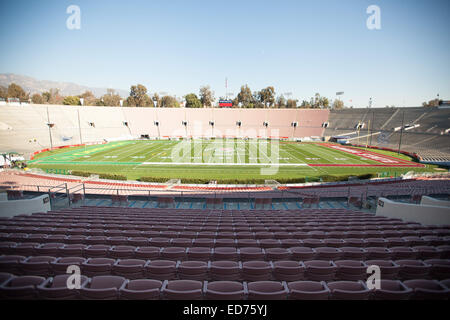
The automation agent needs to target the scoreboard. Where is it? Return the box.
[219,99,233,107]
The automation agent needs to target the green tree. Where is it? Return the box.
[126,84,151,107]
[299,100,311,108]
[160,95,179,108]
[0,86,7,99]
[185,93,202,108]
[333,99,344,109]
[276,95,286,108]
[31,93,45,104]
[237,85,254,108]
[45,88,63,104]
[320,97,329,108]
[78,91,98,106]
[7,83,29,101]
[422,99,440,107]
[286,99,298,108]
[199,85,214,107]
[257,86,276,107]
[98,89,122,106]
[63,96,81,105]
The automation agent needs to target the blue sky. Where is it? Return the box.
[0,0,448,107]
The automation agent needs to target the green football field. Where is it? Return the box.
[27,139,439,183]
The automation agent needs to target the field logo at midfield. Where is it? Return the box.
[170,126,280,175]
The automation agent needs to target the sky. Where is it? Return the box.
[0,0,449,108]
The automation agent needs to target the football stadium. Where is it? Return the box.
[0,0,449,310]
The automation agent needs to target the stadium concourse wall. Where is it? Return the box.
[0,104,329,158]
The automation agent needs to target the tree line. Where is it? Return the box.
[1,83,345,109]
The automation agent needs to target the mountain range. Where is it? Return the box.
[0,73,129,98]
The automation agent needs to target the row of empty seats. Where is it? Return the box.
[1,273,449,300]
[1,243,449,261]
[1,207,449,299]
[1,255,449,282]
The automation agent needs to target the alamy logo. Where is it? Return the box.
[66,5,81,30]
[366,265,381,289]
[66,265,82,289]
[366,5,381,30]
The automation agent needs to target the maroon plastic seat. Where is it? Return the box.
[273,261,305,281]
[108,245,136,259]
[327,281,370,300]
[304,260,337,281]
[80,275,126,300]
[396,260,431,280]
[315,247,342,260]
[177,261,208,280]
[335,260,368,281]
[119,279,162,300]
[247,281,288,300]
[149,237,171,247]
[186,247,211,261]
[0,242,16,255]
[213,247,238,261]
[19,256,57,277]
[391,247,419,260]
[343,238,365,247]
[205,281,245,300]
[340,247,367,260]
[135,246,160,260]
[59,244,87,257]
[215,238,236,247]
[0,275,46,300]
[82,258,115,277]
[424,259,450,280]
[323,238,346,248]
[107,236,128,246]
[280,239,303,248]
[364,238,387,248]
[287,281,330,300]
[265,248,291,261]
[210,261,241,281]
[84,245,111,258]
[290,247,316,261]
[258,239,281,249]
[0,255,27,274]
[127,237,150,247]
[385,237,406,247]
[145,260,177,280]
[51,257,86,275]
[237,239,259,248]
[413,246,441,260]
[365,247,393,260]
[239,247,265,261]
[365,260,400,280]
[37,274,89,300]
[192,238,214,248]
[371,280,412,300]
[242,261,272,281]
[403,279,450,300]
[402,236,427,246]
[163,280,203,300]
[85,236,108,245]
[302,239,325,248]
[12,242,39,256]
[171,238,193,247]
[65,235,87,244]
[112,259,147,279]
[161,247,186,261]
